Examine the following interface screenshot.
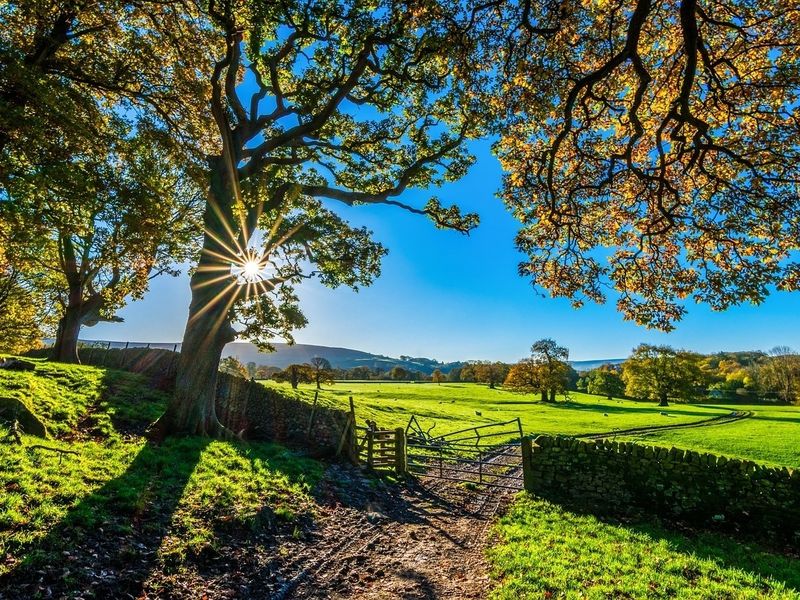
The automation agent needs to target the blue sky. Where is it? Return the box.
[88,139,800,362]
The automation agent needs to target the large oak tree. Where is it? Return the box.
[154,0,491,437]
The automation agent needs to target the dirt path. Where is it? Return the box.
[271,459,520,599]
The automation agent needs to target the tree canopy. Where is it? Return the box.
[497,0,800,330]
[157,0,495,436]
[622,344,707,406]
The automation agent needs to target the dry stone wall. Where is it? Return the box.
[215,372,352,457]
[525,434,800,545]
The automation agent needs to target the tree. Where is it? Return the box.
[431,368,445,384]
[497,0,800,331]
[1,129,201,363]
[154,0,489,438]
[390,366,410,381]
[622,344,706,406]
[503,359,543,396]
[759,347,800,404]
[310,356,334,389]
[530,339,570,402]
[459,363,477,382]
[472,361,510,389]
[349,366,374,381]
[0,0,216,178]
[273,364,313,390]
[0,252,51,354]
[254,365,279,380]
[219,356,248,379]
[585,369,626,401]
[1,2,213,365]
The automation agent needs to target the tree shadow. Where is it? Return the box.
[0,437,207,599]
[0,364,207,599]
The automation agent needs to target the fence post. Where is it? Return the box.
[394,427,407,475]
[366,429,374,469]
[306,390,319,439]
[521,436,535,493]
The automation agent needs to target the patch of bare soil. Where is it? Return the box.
[273,464,518,600]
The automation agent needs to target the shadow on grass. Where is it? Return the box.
[535,495,800,591]
[0,366,207,598]
[0,437,207,599]
[628,519,800,591]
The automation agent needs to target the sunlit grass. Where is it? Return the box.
[0,360,322,577]
[488,495,800,599]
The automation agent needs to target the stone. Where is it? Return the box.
[0,396,47,438]
[0,358,36,371]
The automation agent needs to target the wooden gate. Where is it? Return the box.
[355,425,407,473]
[405,417,525,490]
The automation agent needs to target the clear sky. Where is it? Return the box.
[88,139,800,362]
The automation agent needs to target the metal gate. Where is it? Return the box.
[405,417,525,490]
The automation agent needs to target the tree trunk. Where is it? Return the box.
[150,158,239,440]
[658,393,669,407]
[540,390,548,402]
[549,388,556,402]
[51,306,83,363]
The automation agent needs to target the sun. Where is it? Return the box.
[242,259,262,280]
[232,250,268,284]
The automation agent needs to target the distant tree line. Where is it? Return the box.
[575,345,800,406]
[221,341,800,406]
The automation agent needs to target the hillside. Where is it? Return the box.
[76,339,624,374]
[0,359,323,597]
[221,342,466,374]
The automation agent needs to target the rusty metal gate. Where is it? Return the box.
[404,417,525,490]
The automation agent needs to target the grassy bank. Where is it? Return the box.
[0,359,322,592]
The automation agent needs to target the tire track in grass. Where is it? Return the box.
[573,409,753,440]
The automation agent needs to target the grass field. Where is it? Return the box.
[488,496,800,599]
[0,360,321,582]
[265,381,800,467]
[622,404,800,467]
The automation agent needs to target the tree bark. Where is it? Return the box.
[658,393,669,407]
[540,390,548,402]
[51,306,83,363]
[549,388,556,402]
[151,158,239,439]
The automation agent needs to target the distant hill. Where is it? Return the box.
[221,342,465,375]
[70,338,623,375]
[569,358,626,372]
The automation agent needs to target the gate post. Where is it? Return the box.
[366,428,374,469]
[394,427,407,475]
[521,436,535,493]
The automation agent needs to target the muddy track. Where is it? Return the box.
[574,409,753,440]
[273,445,523,599]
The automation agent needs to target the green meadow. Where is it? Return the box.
[266,381,800,467]
[3,363,799,598]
